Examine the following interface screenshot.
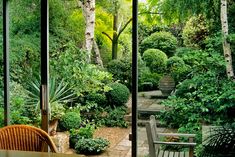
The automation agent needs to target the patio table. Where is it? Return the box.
[0,150,85,157]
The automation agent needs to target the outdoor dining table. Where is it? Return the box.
[0,150,86,157]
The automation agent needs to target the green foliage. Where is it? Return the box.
[153,0,220,25]
[69,123,95,148]
[51,42,113,96]
[61,112,81,131]
[176,49,225,76]
[100,106,128,128]
[166,56,190,82]
[107,59,132,89]
[75,137,110,155]
[140,31,177,57]
[26,78,75,121]
[159,72,235,130]
[182,15,209,48]
[138,67,161,91]
[50,102,66,120]
[9,82,32,124]
[143,49,168,73]
[106,83,130,107]
[85,92,108,108]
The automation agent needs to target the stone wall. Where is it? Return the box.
[51,132,70,153]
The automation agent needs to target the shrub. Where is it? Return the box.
[106,83,130,107]
[101,106,128,128]
[175,47,197,57]
[140,31,177,57]
[143,49,168,73]
[75,138,110,155]
[85,92,108,108]
[182,15,209,48]
[106,59,132,89]
[9,82,32,125]
[138,67,161,91]
[166,56,190,82]
[69,123,95,148]
[60,112,81,130]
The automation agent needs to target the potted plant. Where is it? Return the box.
[27,78,76,135]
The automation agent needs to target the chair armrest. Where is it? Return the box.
[153,141,197,146]
[157,133,196,138]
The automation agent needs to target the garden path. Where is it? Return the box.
[66,90,167,157]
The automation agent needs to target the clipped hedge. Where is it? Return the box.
[60,112,81,130]
[106,83,130,107]
[140,31,177,57]
[143,49,168,73]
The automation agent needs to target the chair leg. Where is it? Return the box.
[189,137,194,157]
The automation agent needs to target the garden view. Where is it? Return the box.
[0,0,235,156]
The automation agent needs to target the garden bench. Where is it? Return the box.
[146,115,197,157]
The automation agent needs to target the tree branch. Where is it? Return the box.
[117,18,133,39]
[102,32,113,41]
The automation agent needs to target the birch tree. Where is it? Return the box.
[220,0,234,80]
[78,0,95,63]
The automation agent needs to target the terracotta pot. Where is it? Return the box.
[158,75,175,96]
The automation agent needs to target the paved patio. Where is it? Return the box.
[93,90,166,157]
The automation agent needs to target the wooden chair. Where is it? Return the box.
[146,115,196,157]
[0,125,58,153]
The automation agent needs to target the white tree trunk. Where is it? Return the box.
[93,40,103,67]
[79,0,95,63]
[220,0,234,80]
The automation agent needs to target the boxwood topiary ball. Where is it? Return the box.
[106,83,130,107]
[60,112,81,130]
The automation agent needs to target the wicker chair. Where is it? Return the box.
[0,125,58,153]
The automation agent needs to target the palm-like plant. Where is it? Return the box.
[27,78,76,119]
[199,124,235,157]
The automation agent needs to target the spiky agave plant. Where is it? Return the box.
[27,78,76,119]
[199,124,235,157]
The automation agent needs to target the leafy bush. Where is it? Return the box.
[85,92,108,108]
[182,15,209,48]
[69,123,95,148]
[106,83,130,107]
[107,59,132,89]
[140,31,177,57]
[50,102,66,120]
[75,138,110,155]
[138,67,161,91]
[175,47,197,57]
[60,112,81,130]
[51,43,113,96]
[9,82,32,125]
[143,49,168,73]
[100,106,128,128]
[166,56,190,83]
[159,72,235,130]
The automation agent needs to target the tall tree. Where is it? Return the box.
[78,0,95,62]
[220,0,234,80]
[99,0,132,60]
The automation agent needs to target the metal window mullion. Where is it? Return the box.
[132,0,138,156]
[40,0,49,133]
[3,0,10,126]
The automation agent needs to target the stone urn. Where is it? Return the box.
[158,75,175,96]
